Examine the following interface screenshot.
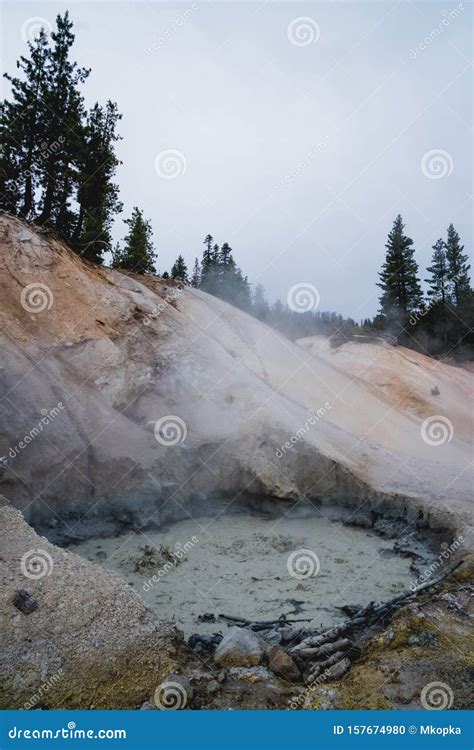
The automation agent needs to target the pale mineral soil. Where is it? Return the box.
[72,509,419,638]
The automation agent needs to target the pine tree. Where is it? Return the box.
[170,254,188,282]
[426,239,449,304]
[1,27,51,216]
[201,234,218,294]
[191,257,201,288]
[202,234,214,264]
[444,224,471,306]
[252,283,270,321]
[112,208,156,274]
[219,242,233,266]
[73,101,122,263]
[377,215,423,321]
[37,12,90,230]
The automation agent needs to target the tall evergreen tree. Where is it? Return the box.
[170,254,188,282]
[377,215,423,321]
[112,208,156,274]
[1,28,51,216]
[426,239,449,304]
[201,234,218,294]
[73,101,122,263]
[37,12,90,230]
[191,257,201,288]
[252,283,270,321]
[219,242,233,266]
[444,224,471,306]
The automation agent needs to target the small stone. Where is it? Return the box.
[262,629,282,645]
[206,680,220,694]
[214,627,264,668]
[12,589,38,614]
[266,644,301,682]
[228,666,272,683]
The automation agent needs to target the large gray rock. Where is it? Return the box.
[214,627,264,668]
[0,500,182,709]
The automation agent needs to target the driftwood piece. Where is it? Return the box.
[292,560,462,656]
[293,638,352,660]
[218,613,312,629]
[307,650,347,680]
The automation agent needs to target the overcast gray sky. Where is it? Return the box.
[2,0,472,318]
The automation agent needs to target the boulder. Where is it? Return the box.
[214,627,264,668]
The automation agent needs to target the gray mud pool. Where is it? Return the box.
[71,506,420,637]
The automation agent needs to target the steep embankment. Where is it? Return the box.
[0,213,472,709]
[0,214,472,537]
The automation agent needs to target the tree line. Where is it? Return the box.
[1,13,471,358]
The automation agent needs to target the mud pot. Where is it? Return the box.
[69,497,436,638]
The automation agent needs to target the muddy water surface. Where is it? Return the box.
[72,507,417,637]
